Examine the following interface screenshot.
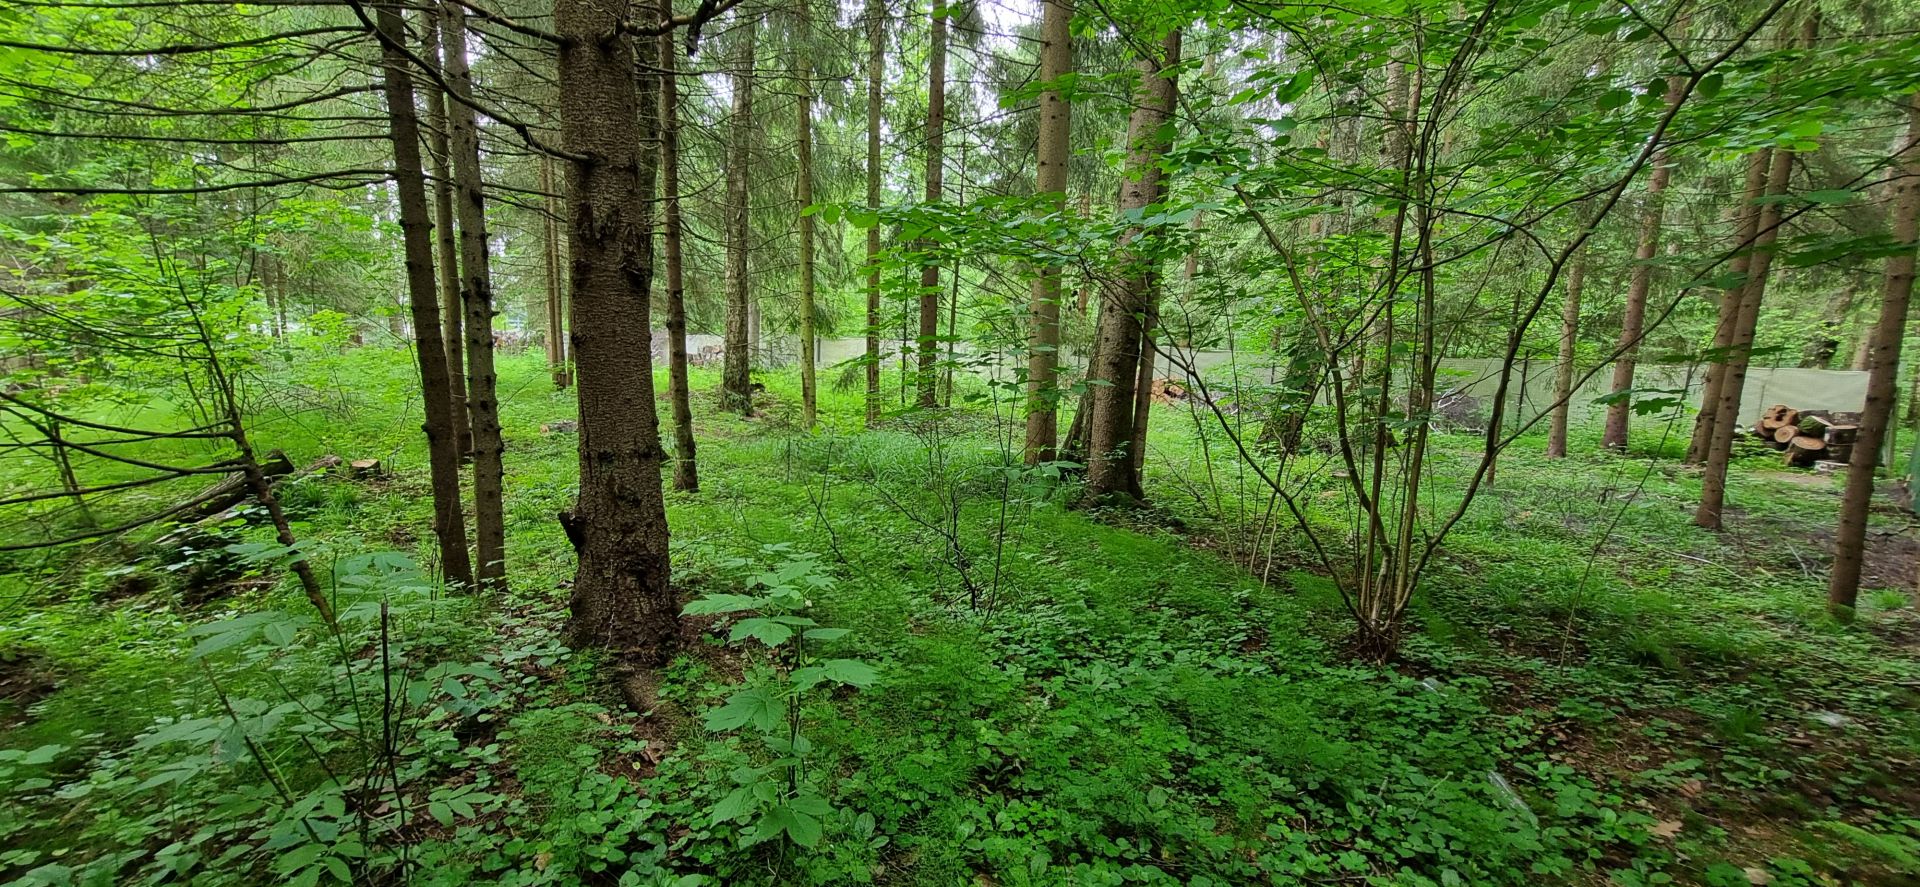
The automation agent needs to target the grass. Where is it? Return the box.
[1,343,1917,885]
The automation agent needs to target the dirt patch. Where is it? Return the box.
[1792,525,1920,591]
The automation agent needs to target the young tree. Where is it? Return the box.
[376,1,473,591]
[1023,0,1073,463]
[1084,29,1179,504]
[1829,92,1920,614]
[420,15,473,458]
[864,0,886,427]
[795,0,818,428]
[437,0,507,592]
[916,0,948,408]
[722,14,758,416]
[1546,243,1587,458]
[659,0,698,492]
[1599,34,1686,452]
[1686,150,1771,463]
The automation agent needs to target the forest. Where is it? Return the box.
[1,0,1919,882]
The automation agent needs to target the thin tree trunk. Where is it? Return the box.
[916,0,947,408]
[1023,0,1072,463]
[1829,92,1920,613]
[1696,145,1794,529]
[1084,29,1179,503]
[541,155,571,388]
[1601,57,1686,452]
[421,13,472,459]
[864,0,884,426]
[795,0,818,428]
[1127,295,1158,498]
[376,1,472,591]
[1802,276,1856,367]
[438,0,506,592]
[1687,149,1771,464]
[1547,244,1586,458]
[659,0,697,492]
[722,17,757,415]
[555,0,676,663]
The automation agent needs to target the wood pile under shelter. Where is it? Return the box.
[1748,404,1860,469]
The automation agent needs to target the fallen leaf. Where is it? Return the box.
[1677,779,1705,798]
[1744,867,1773,885]
[1649,820,1683,839]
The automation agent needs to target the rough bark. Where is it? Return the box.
[377,2,472,591]
[722,17,757,415]
[1601,64,1685,452]
[1829,93,1920,613]
[555,0,676,663]
[659,0,697,492]
[420,14,472,459]
[795,0,818,428]
[916,0,947,408]
[1084,29,1179,503]
[1546,244,1586,458]
[864,0,884,426]
[438,0,506,592]
[1023,0,1072,463]
[1686,149,1770,463]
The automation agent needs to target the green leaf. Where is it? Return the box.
[682,594,763,616]
[821,659,880,688]
[729,617,795,647]
[710,786,758,822]
[705,687,784,732]
[802,627,851,642]
[274,844,324,874]
[756,803,824,848]
[1697,73,1722,100]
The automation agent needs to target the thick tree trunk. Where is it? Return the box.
[1084,29,1179,504]
[1696,145,1794,529]
[555,0,676,663]
[795,0,818,428]
[659,0,697,492]
[1600,67,1685,452]
[864,0,884,427]
[421,14,472,459]
[1023,0,1072,463]
[722,18,757,415]
[438,0,507,592]
[1547,245,1586,458]
[916,0,947,408]
[376,2,473,591]
[1829,93,1920,613]
[1686,150,1771,464]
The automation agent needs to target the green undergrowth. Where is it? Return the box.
[2,347,1917,885]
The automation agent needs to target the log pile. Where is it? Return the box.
[1749,404,1860,468]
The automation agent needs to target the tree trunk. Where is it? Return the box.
[377,1,473,591]
[722,17,757,415]
[1601,61,1685,452]
[1687,150,1771,464]
[1084,29,1179,504]
[916,0,947,408]
[1547,243,1586,458]
[555,0,676,663]
[1696,145,1794,529]
[1023,0,1072,463]
[438,0,507,592]
[659,0,697,492]
[541,155,572,388]
[864,0,884,427]
[1829,93,1920,613]
[421,14,472,459]
[795,0,818,428]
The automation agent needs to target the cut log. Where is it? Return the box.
[347,458,385,479]
[1797,413,1832,435]
[1774,426,1799,444]
[1785,435,1827,467]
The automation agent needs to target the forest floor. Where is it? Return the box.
[2,347,1918,886]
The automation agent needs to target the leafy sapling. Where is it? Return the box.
[683,547,878,848]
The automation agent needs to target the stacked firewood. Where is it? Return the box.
[1749,404,1860,468]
